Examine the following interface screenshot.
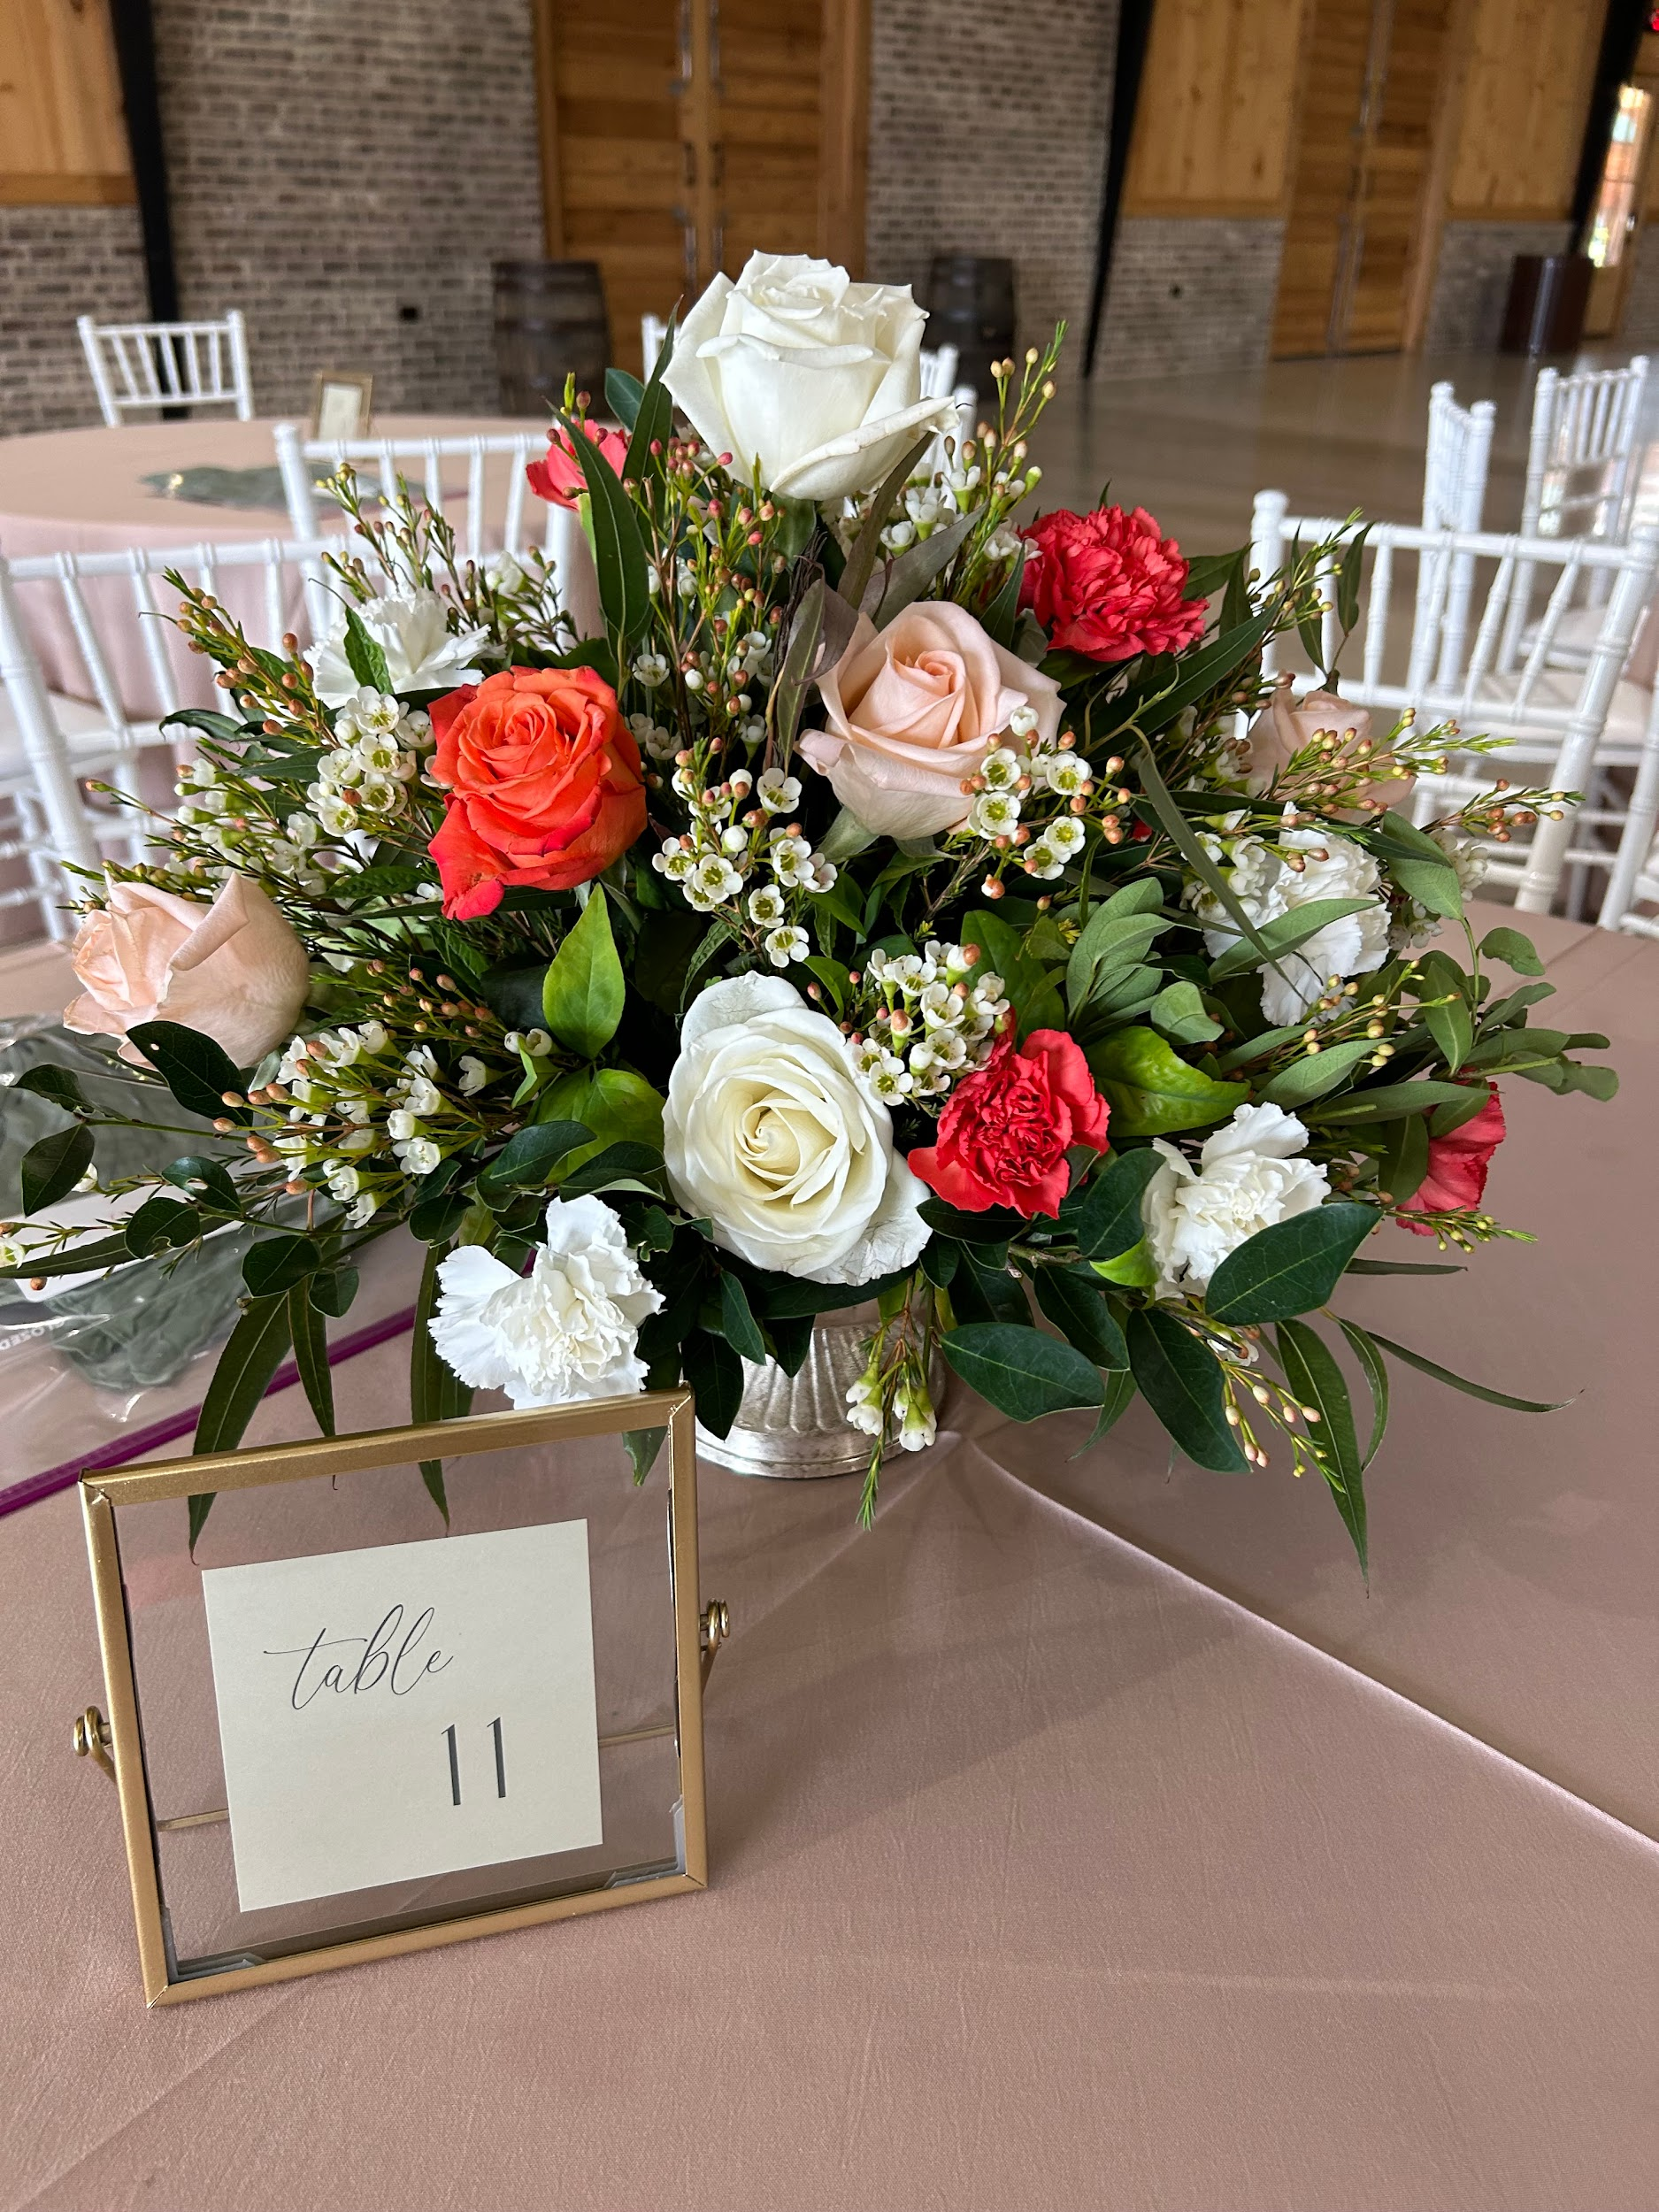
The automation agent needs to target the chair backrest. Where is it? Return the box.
[77,311,254,426]
[1250,488,1659,913]
[1418,381,1495,687]
[641,313,669,379]
[1521,355,1650,543]
[918,344,960,398]
[0,533,333,930]
[272,421,594,638]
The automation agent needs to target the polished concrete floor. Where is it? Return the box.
[1028,342,1659,559]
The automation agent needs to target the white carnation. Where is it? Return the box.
[428,1195,664,1409]
[305,589,488,710]
[1193,810,1390,1025]
[1141,1103,1332,1298]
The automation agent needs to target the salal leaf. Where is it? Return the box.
[161,1154,242,1211]
[19,1123,94,1214]
[126,1020,244,1123]
[717,1271,767,1363]
[1091,1239,1159,1287]
[1277,1317,1366,1577]
[557,1139,664,1199]
[1367,1333,1567,1412]
[1203,1201,1376,1323]
[1087,1025,1248,1137]
[947,1256,1029,1326]
[683,1328,745,1438]
[124,1195,204,1257]
[12,1064,88,1112]
[542,890,625,1060]
[1125,1308,1246,1472]
[1071,1146,1165,1260]
[942,1323,1105,1421]
[538,1065,664,1167]
[1032,1265,1128,1369]
[1067,1364,1137,1455]
[478,1118,593,1200]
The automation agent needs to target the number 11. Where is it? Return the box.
[442,1719,507,1805]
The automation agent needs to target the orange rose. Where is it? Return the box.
[427,666,646,920]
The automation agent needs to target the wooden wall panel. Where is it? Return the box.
[1124,0,1309,217]
[1446,0,1600,220]
[0,0,133,204]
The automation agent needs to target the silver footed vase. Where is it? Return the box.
[695,1302,943,1479]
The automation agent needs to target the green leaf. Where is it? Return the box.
[1203,1202,1377,1324]
[765,1312,814,1375]
[941,1323,1106,1421]
[123,1195,203,1257]
[412,1241,472,1522]
[1207,897,1377,983]
[624,1426,668,1483]
[192,1290,293,1489]
[1090,1239,1159,1287]
[1125,1308,1246,1472]
[1334,526,1372,637]
[717,1270,767,1363]
[557,408,651,643]
[745,1268,911,1319]
[1479,926,1545,977]
[1071,1147,1165,1260]
[683,1328,745,1438]
[626,320,676,481]
[1368,1332,1567,1412]
[342,605,392,693]
[557,1139,664,1198]
[1130,741,1276,967]
[1119,608,1279,736]
[19,1123,94,1214]
[542,890,625,1059]
[838,433,935,611]
[311,1266,360,1317]
[1064,879,1169,1007]
[772,574,825,757]
[874,508,976,625]
[0,1231,134,1282]
[478,1118,593,1198]
[918,1195,1025,1246]
[1309,1079,1479,1123]
[161,1154,242,1211]
[242,1232,320,1299]
[1067,1364,1138,1455]
[1335,1317,1390,1466]
[949,1252,1030,1325]
[1148,979,1221,1046]
[1087,1025,1248,1137]
[963,908,1064,1037]
[605,367,645,431]
[981,547,1027,649]
[1259,1037,1378,1109]
[1277,1317,1366,1575]
[1032,1265,1129,1369]
[12,1063,88,1112]
[288,1280,335,1437]
[1419,966,1474,1073]
[1378,1106,1431,1204]
[126,1020,244,1122]
[1344,1256,1463,1275]
[537,1065,664,1168]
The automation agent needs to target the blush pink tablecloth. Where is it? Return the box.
[1,907,1655,2212]
[0,415,554,721]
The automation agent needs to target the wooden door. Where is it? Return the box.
[1271,0,1456,357]
[534,0,868,375]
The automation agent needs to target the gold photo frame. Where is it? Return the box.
[310,370,373,440]
[75,1388,718,2005]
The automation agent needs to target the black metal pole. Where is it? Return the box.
[106,0,178,322]
[1083,0,1156,380]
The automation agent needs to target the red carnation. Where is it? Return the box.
[1398,1086,1506,1233]
[908,1027,1110,1219]
[526,419,630,510]
[1019,504,1207,663]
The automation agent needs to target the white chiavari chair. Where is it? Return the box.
[77,311,254,426]
[272,422,595,640]
[1251,489,1659,916]
[1418,381,1494,687]
[641,314,670,379]
[0,535,332,938]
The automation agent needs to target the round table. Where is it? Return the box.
[0,414,561,718]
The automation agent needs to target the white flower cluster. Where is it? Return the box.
[1190,808,1390,1025]
[849,941,1007,1104]
[627,710,679,763]
[847,1348,937,1451]
[652,764,837,962]
[1141,1103,1331,1300]
[173,757,334,895]
[304,687,434,841]
[879,455,983,554]
[960,726,1095,881]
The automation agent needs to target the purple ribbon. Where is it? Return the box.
[0,1303,417,1519]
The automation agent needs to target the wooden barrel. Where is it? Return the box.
[493,261,612,418]
[925,254,1017,407]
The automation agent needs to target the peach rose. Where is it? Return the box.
[1242,679,1414,815]
[800,601,1063,840]
[65,876,311,1068]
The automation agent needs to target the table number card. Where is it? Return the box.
[201,1522,603,1911]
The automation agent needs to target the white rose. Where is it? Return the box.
[305,588,488,710]
[429,1194,664,1409]
[663,972,929,1285]
[664,252,957,502]
[1141,1104,1331,1298]
[1193,810,1390,1025]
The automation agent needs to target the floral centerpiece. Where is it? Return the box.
[4,252,1614,1571]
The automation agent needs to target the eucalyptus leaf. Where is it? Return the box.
[1335,1317,1390,1467]
[1479,926,1545,977]
[1148,979,1222,1046]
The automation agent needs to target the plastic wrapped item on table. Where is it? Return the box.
[0,1018,419,1514]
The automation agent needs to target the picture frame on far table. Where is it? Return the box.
[310,372,374,441]
[72,1389,723,2004]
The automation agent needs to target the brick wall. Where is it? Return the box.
[0,205,150,435]
[1617,229,1659,349]
[147,0,545,420]
[1423,221,1574,354]
[864,0,1118,389]
[1094,218,1286,380]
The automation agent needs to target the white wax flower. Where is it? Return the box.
[663,252,957,500]
[428,1195,664,1409]
[1141,1104,1331,1298]
[1192,810,1390,1025]
[663,973,929,1285]
[305,589,487,710]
